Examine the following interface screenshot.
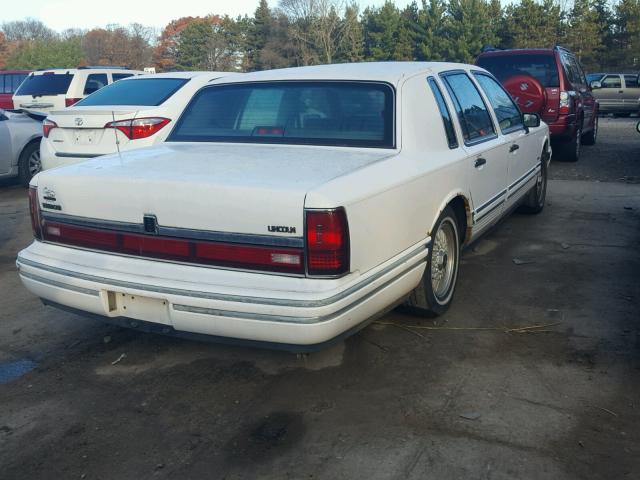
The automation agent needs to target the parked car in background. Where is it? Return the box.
[0,70,31,109]
[587,73,640,116]
[18,62,551,350]
[0,109,43,186]
[13,67,144,114]
[476,46,598,161]
[40,71,236,170]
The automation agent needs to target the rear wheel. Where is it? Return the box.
[405,207,460,316]
[558,125,581,162]
[18,142,41,187]
[519,149,548,214]
[582,115,598,145]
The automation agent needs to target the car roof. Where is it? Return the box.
[31,68,142,75]
[124,71,235,81]
[0,70,31,74]
[478,48,556,57]
[209,62,476,87]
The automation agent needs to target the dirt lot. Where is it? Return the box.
[1,118,639,480]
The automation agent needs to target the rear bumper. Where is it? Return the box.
[40,139,93,170]
[547,114,577,139]
[16,240,428,349]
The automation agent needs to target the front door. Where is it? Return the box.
[440,71,509,232]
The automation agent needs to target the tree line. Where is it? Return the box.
[1,0,638,74]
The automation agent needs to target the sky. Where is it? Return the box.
[3,0,412,32]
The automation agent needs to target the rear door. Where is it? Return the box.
[623,74,640,111]
[473,72,536,208]
[441,71,508,230]
[598,75,625,112]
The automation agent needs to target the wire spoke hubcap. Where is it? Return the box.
[431,220,456,301]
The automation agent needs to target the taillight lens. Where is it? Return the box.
[28,186,42,240]
[305,208,350,276]
[104,117,171,140]
[559,91,573,115]
[40,221,304,274]
[65,98,82,107]
[43,119,58,138]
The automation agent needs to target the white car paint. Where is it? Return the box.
[17,62,551,349]
[13,68,144,114]
[40,72,236,170]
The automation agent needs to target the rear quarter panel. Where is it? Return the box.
[305,74,470,276]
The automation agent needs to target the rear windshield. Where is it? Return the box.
[168,81,395,148]
[76,78,188,106]
[15,73,74,96]
[476,54,559,88]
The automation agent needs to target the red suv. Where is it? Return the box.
[0,70,31,110]
[476,46,598,162]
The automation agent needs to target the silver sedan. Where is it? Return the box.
[0,109,43,186]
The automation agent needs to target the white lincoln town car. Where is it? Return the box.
[18,62,551,350]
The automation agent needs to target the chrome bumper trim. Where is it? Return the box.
[16,240,429,309]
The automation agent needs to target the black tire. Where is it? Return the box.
[519,150,548,214]
[17,141,42,187]
[582,115,597,145]
[558,125,581,162]
[404,206,460,316]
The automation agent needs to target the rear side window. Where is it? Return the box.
[602,75,622,89]
[624,75,639,88]
[0,75,7,94]
[427,77,457,149]
[476,54,559,88]
[473,73,524,134]
[76,78,189,106]
[83,74,108,95]
[15,73,74,96]
[441,72,496,145]
[112,73,134,82]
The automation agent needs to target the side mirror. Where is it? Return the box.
[590,81,602,89]
[523,113,540,128]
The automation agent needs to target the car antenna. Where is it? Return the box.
[112,110,122,161]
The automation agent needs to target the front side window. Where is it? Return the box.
[15,73,74,96]
[624,75,639,88]
[601,75,622,89]
[84,74,108,95]
[427,77,458,149]
[441,72,496,144]
[77,78,189,107]
[473,73,523,134]
[169,81,395,148]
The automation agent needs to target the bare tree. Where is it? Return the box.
[1,18,57,42]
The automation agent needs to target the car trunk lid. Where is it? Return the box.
[36,143,394,237]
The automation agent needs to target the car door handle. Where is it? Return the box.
[510,144,520,153]
[474,158,487,168]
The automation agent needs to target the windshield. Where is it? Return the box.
[168,81,395,148]
[476,54,559,88]
[15,73,74,96]
[77,78,188,106]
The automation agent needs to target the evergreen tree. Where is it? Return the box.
[247,0,272,70]
[612,0,640,69]
[564,0,604,70]
[416,0,447,60]
[6,37,84,69]
[362,1,414,60]
[501,0,563,49]
[444,0,498,63]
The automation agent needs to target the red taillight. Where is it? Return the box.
[28,187,42,240]
[43,119,58,138]
[41,221,304,274]
[305,208,350,276]
[65,98,81,107]
[104,117,171,140]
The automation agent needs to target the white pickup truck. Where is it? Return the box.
[17,62,551,350]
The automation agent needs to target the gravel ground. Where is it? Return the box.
[1,119,639,480]
[550,116,640,183]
